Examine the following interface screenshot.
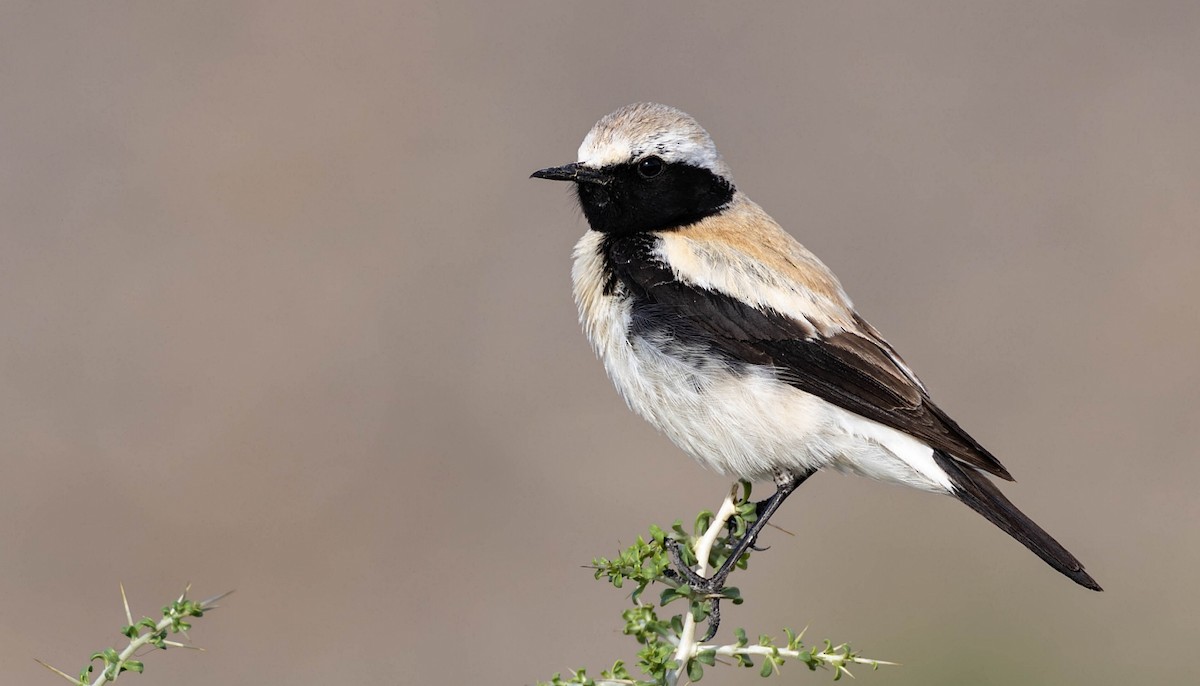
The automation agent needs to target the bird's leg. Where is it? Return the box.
[667,468,814,641]
[673,469,811,587]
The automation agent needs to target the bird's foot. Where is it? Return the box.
[664,539,736,642]
[665,538,728,589]
[661,471,814,643]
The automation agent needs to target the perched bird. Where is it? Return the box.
[532,103,1100,598]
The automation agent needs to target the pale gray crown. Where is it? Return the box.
[576,102,734,181]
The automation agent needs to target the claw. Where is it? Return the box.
[700,600,721,642]
[665,539,710,587]
[665,538,738,639]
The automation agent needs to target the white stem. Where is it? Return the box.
[701,642,893,668]
[666,486,740,686]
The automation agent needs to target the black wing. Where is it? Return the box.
[606,235,1013,480]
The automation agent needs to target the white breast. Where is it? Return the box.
[571,230,953,492]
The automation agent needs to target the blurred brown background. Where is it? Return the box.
[2,2,1197,684]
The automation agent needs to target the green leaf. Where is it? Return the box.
[730,514,748,538]
[659,587,686,607]
[760,659,774,678]
[649,524,666,545]
[695,649,716,666]
[687,658,704,682]
[607,660,631,680]
[739,480,753,503]
[630,581,649,604]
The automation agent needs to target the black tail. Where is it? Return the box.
[933,451,1102,591]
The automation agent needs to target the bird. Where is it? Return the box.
[531,102,1101,603]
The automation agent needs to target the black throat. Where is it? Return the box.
[575,161,735,234]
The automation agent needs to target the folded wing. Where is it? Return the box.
[606,233,1013,480]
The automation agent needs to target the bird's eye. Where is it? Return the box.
[637,156,665,179]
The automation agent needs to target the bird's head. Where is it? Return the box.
[532,103,736,234]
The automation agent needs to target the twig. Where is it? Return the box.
[35,586,231,686]
[666,485,740,686]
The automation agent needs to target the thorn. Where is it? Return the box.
[766,521,795,537]
[34,659,83,685]
[199,590,235,608]
[119,583,134,626]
